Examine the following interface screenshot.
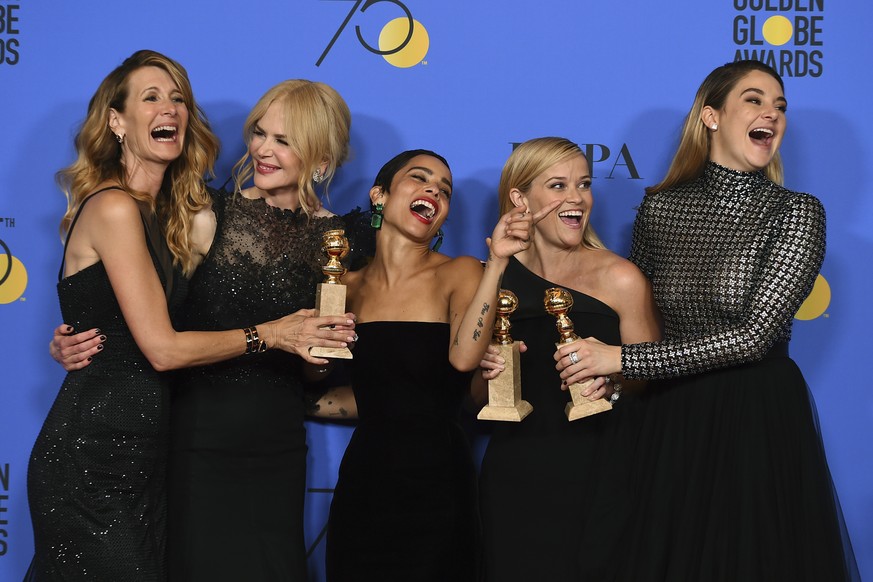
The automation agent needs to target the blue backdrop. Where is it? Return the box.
[1,1,870,580]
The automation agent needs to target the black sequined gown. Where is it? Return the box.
[167,189,373,582]
[478,256,640,582]
[27,188,185,581]
[325,322,479,582]
[616,162,858,581]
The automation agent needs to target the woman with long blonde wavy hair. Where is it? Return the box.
[50,77,374,580]
[26,51,345,581]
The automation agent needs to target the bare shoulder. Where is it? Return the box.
[594,249,649,294]
[191,204,217,261]
[440,254,483,273]
[83,187,141,224]
[191,203,216,230]
[437,254,484,282]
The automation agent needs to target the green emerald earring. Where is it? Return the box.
[431,228,444,252]
[370,203,384,230]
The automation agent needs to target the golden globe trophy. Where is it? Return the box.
[310,229,352,359]
[477,289,532,422]
[544,287,612,420]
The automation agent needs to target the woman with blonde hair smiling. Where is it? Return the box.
[28,51,324,582]
[477,136,659,581]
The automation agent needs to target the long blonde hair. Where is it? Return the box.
[499,137,606,250]
[57,49,219,276]
[648,60,785,195]
[232,80,351,216]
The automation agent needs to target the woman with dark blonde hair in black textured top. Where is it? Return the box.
[558,59,858,581]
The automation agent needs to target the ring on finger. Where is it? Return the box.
[568,351,579,365]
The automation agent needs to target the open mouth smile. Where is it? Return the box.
[410,198,438,223]
[749,127,774,146]
[558,209,584,228]
[151,125,179,142]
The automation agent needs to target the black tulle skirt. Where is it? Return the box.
[613,351,859,582]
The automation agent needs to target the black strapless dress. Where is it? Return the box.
[326,322,479,581]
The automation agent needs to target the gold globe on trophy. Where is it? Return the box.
[477,289,532,422]
[544,287,611,420]
[311,229,352,359]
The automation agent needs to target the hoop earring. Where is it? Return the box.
[370,203,384,230]
[431,228,444,252]
[312,168,324,184]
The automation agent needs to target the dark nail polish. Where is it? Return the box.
[97,345,104,351]
[99,336,107,342]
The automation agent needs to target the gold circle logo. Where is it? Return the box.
[795,274,830,320]
[379,18,429,68]
[762,15,793,46]
[0,254,28,304]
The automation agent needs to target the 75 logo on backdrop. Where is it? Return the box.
[316,0,429,68]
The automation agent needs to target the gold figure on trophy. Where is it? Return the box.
[477,289,532,422]
[544,287,611,420]
[311,229,353,359]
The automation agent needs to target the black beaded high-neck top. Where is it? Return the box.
[622,161,826,379]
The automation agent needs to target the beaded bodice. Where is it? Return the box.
[622,162,825,379]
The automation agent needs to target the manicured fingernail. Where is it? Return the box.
[99,335,107,342]
[97,345,103,351]
[94,329,101,335]
[65,326,74,333]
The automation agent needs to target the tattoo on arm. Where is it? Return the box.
[480,302,490,316]
[473,329,481,342]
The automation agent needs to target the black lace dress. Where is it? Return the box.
[325,322,479,582]
[167,189,373,582]
[26,189,185,581]
[615,162,858,581]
